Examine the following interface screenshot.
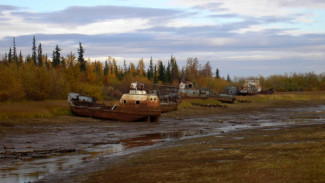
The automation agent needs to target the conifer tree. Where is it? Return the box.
[166,61,171,83]
[227,74,231,82]
[45,54,49,68]
[8,48,12,63]
[154,65,158,84]
[18,51,23,65]
[32,36,37,65]
[52,45,61,68]
[158,61,165,82]
[77,42,86,72]
[123,60,127,73]
[12,37,18,64]
[4,53,8,62]
[170,55,179,82]
[60,56,66,68]
[104,61,109,76]
[215,68,220,79]
[37,43,43,67]
[147,57,154,80]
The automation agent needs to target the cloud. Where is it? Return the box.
[174,0,325,16]
[0,5,18,14]
[1,2,325,77]
[13,5,185,25]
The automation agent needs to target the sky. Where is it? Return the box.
[0,0,325,78]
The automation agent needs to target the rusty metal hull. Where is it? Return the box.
[70,105,161,122]
[160,103,178,113]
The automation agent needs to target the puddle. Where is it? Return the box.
[1,105,324,183]
[0,132,185,183]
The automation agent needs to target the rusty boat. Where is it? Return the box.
[153,84,181,113]
[68,82,161,122]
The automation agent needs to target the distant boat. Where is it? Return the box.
[68,82,161,122]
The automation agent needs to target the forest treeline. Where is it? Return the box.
[0,37,324,101]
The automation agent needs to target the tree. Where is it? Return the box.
[45,54,49,68]
[52,45,61,68]
[78,42,86,72]
[227,74,231,82]
[12,37,18,64]
[129,62,136,76]
[37,43,43,67]
[170,56,179,82]
[147,57,154,80]
[215,68,220,79]
[200,61,212,77]
[154,64,158,84]
[137,58,146,77]
[123,60,127,73]
[166,61,171,83]
[8,47,12,63]
[186,57,199,81]
[18,51,23,65]
[158,60,165,82]
[66,52,76,67]
[32,36,37,65]
[104,61,109,76]
[60,56,66,68]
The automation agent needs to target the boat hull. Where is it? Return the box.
[160,103,178,113]
[70,105,161,122]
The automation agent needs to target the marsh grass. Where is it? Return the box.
[1,91,324,120]
[163,91,325,118]
[83,124,325,183]
[0,100,70,120]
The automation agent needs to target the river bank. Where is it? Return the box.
[0,91,325,182]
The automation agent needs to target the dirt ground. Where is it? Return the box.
[0,97,325,183]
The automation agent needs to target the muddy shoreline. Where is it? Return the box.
[0,99,325,183]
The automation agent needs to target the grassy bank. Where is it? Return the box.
[0,100,70,121]
[83,124,325,183]
[1,91,325,121]
[164,91,325,118]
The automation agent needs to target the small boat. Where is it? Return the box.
[68,82,161,122]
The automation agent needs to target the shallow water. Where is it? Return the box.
[1,105,324,183]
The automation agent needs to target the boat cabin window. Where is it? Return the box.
[123,100,126,104]
[136,101,140,104]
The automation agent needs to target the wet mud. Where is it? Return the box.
[0,105,325,183]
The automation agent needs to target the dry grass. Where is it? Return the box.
[163,91,325,118]
[0,100,70,121]
[1,91,324,121]
[82,124,325,183]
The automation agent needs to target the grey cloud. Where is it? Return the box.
[3,26,324,56]
[0,5,18,15]
[193,2,226,12]
[13,5,187,25]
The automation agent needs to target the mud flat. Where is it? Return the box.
[81,123,325,183]
[0,91,325,182]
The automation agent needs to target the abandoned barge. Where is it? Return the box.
[68,82,161,122]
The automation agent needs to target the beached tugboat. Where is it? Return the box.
[68,82,161,122]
